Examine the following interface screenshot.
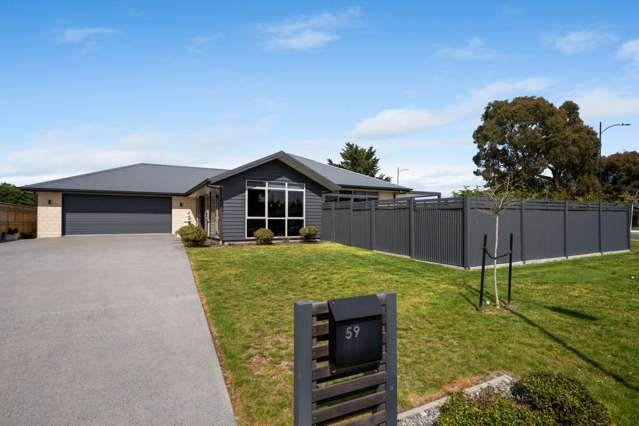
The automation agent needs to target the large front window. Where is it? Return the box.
[246,180,305,238]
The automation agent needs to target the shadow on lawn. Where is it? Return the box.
[545,306,598,321]
[507,307,639,394]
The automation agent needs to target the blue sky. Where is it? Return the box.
[2,1,638,195]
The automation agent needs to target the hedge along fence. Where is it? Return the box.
[321,198,632,269]
[0,202,37,235]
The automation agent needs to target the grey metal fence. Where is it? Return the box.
[321,197,632,268]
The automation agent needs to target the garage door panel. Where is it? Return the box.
[63,195,171,235]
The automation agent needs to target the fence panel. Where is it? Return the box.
[321,197,630,269]
[374,205,410,256]
[0,203,37,235]
[414,205,464,266]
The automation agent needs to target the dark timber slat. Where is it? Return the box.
[313,362,386,381]
[342,410,386,426]
[312,391,386,423]
[313,371,386,403]
[313,344,387,362]
[313,323,329,337]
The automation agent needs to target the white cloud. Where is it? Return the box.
[437,37,498,60]
[391,163,483,195]
[353,77,553,138]
[571,88,639,118]
[545,30,616,55]
[0,117,277,186]
[259,7,360,51]
[617,38,639,63]
[188,33,223,54]
[58,27,118,43]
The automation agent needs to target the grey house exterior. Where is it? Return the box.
[23,151,411,240]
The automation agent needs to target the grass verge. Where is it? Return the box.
[188,241,638,425]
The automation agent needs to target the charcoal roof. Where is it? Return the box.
[23,151,411,195]
[22,163,227,195]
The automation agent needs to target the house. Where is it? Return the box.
[23,151,411,240]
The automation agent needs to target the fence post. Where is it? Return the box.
[409,198,415,259]
[629,203,633,251]
[520,199,526,264]
[371,200,376,250]
[293,301,313,426]
[332,201,336,242]
[463,197,470,269]
[384,292,398,425]
[349,198,354,246]
[599,200,603,254]
[564,200,568,258]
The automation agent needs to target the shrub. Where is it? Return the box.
[299,225,318,241]
[512,372,611,426]
[20,232,36,239]
[176,224,208,247]
[438,389,549,426]
[254,228,274,245]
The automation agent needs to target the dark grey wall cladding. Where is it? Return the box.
[217,159,325,241]
[322,197,631,269]
[374,206,410,256]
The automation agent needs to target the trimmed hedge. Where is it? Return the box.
[438,389,549,426]
[254,228,274,245]
[512,373,611,426]
[176,224,208,247]
[299,225,318,241]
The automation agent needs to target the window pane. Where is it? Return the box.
[247,180,266,188]
[288,182,304,190]
[287,219,304,237]
[247,219,266,238]
[268,189,285,217]
[247,188,266,217]
[288,191,304,217]
[268,219,285,236]
[268,181,286,189]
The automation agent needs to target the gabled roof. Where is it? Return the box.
[22,151,411,196]
[22,163,227,195]
[208,151,411,192]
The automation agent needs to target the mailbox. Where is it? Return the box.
[328,294,383,373]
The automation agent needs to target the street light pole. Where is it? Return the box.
[598,121,631,183]
[396,167,409,184]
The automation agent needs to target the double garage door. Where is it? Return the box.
[63,194,171,235]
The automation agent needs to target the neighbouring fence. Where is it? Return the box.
[0,202,37,235]
[321,198,632,268]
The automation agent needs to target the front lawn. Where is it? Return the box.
[188,241,639,425]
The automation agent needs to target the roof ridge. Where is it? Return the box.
[288,152,398,183]
[139,162,227,171]
[23,163,145,188]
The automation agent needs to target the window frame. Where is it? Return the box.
[245,180,306,239]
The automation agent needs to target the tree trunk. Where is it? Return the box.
[493,214,500,308]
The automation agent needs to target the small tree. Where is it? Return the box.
[482,177,516,308]
[328,142,392,182]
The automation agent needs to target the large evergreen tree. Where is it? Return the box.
[472,96,599,198]
[0,183,36,206]
[328,142,391,182]
[601,151,639,202]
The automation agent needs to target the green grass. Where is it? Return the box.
[188,242,639,425]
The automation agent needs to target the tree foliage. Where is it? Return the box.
[600,151,639,202]
[328,142,392,182]
[0,183,36,206]
[472,97,600,199]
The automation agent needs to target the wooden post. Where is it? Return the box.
[294,301,313,426]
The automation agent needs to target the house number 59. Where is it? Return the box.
[345,325,360,340]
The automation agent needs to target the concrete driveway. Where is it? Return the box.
[0,235,235,425]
